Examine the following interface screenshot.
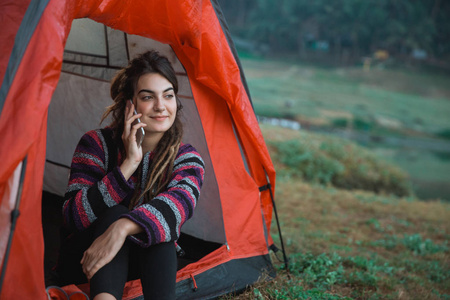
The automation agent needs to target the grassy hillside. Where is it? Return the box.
[241,57,450,201]
[225,126,450,299]
[242,58,450,135]
[264,125,412,197]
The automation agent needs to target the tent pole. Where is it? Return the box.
[260,179,289,274]
[0,157,27,293]
[267,183,289,273]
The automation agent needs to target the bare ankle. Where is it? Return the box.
[93,292,117,300]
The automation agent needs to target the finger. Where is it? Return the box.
[81,252,91,275]
[126,99,133,117]
[127,101,140,120]
[88,261,104,280]
[123,102,136,133]
[124,113,143,132]
[81,251,97,277]
[129,122,147,137]
[86,253,115,280]
[128,113,143,123]
[126,117,145,144]
[83,257,96,278]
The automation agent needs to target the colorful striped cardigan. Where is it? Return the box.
[62,127,205,247]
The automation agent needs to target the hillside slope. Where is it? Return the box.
[226,126,450,299]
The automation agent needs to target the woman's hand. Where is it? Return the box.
[120,100,146,180]
[80,218,143,280]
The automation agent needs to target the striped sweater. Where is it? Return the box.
[62,127,205,247]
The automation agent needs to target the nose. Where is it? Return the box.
[154,96,165,111]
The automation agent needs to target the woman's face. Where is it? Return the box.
[133,73,177,139]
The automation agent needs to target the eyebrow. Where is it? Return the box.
[138,87,174,94]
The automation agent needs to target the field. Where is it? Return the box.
[224,125,450,299]
[242,58,450,133]
[223,58,450,299]
[241,57,450,201]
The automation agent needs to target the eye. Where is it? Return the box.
[142,95,154,100]
[164,94,174,99]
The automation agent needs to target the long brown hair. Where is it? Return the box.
[101,51,183,207]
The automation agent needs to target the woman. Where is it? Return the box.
[56,51,205,300]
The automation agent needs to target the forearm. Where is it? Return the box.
[119,158,141,181]
[64,167,134,231]
[124,145,205,247]
[113,217,144,236]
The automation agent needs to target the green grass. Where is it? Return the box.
[372,148,450,201]
[222,126,450,299]
[242,56,450,201]
[242,58,450,134]
[372,149,450,182]
[266,126,412,197]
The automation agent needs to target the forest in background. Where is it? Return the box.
[218,0,450,68]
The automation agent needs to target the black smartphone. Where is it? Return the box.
[129,100,145,147]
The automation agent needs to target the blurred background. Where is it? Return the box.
[218,0,450,202]
[216,1,450,298]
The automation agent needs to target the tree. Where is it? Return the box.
[219,0,450,62]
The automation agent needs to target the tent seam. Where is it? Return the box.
[0,0,51,114]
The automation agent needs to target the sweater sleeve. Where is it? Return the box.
[62,130,134,232]
[122,144,205,247]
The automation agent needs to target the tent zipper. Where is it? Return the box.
[0,157,27,293]
[190,274,198,292]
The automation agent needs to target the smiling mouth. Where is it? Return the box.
[150,116,168,121]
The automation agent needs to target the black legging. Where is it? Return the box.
[56,205,177,300]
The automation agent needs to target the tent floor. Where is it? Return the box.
[42,191,222,287]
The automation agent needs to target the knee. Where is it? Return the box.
[140,243,177,267]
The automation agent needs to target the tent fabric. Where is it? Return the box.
[0,0,277,299]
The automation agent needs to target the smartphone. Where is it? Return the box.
[129,100,145,147]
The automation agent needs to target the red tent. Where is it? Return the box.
[0,0,281,299]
